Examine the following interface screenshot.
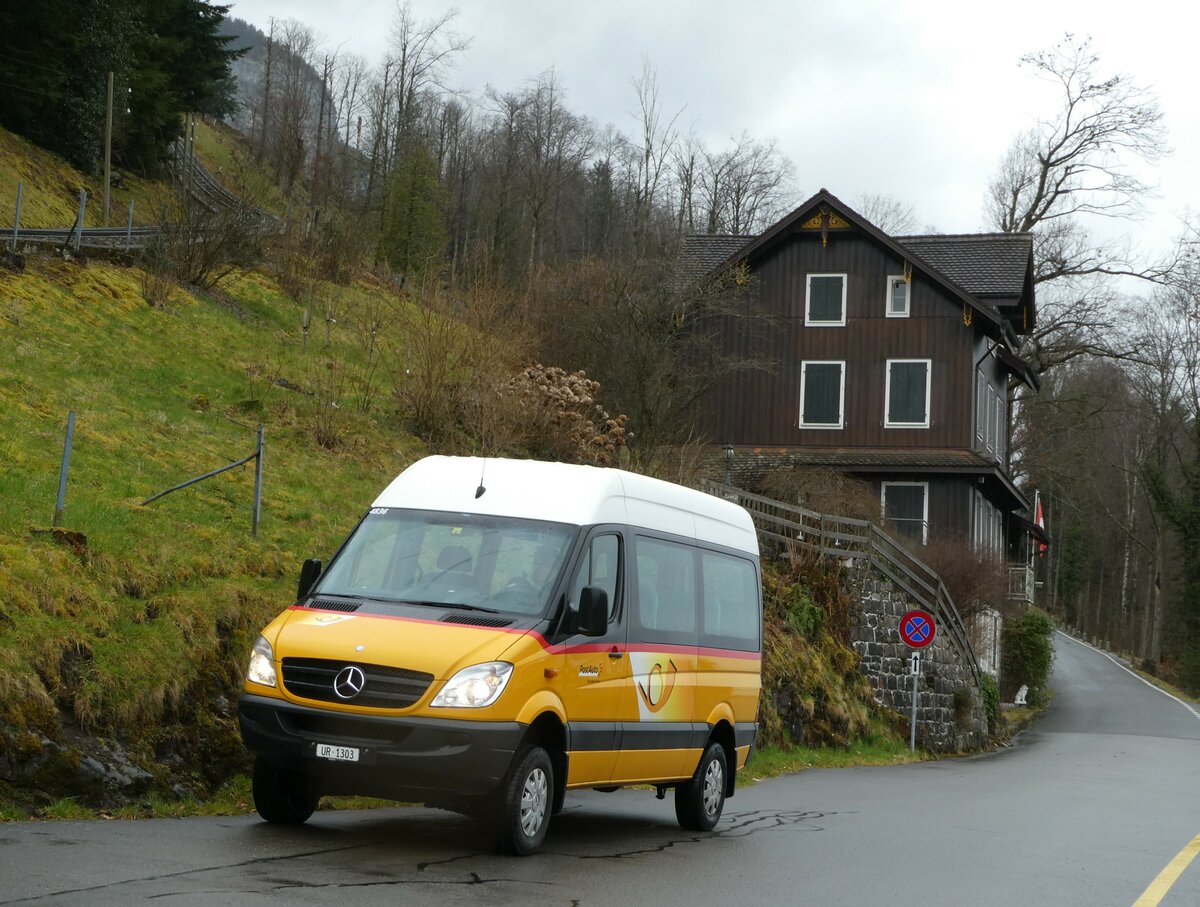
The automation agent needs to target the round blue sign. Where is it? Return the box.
[900,610,936,649]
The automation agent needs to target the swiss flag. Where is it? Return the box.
[1035,492,1048,557]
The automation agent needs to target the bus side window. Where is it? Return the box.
[569,534,622,622]
[700,551,759,650]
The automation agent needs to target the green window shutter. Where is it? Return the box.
[888,361,928,425]
[803,363,842,425]
[808,275,844,322]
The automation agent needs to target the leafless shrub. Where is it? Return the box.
[383,281,532,447]
[920,539,1014,618]
[759,467,881,525]
[307,358,348,450]
[136,242,180,309]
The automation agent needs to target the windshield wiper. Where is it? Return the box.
[401,600,501,614]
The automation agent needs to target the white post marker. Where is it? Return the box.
[909,651,921,752]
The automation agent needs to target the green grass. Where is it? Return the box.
[742,726,920,784]
[0,255,423,751]
[0,126,176,228]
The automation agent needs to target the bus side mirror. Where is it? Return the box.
[577,586,608,637]
[297,558,322,602]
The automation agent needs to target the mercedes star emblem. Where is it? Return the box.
[333,665,366,700]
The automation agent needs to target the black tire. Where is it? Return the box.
[494,746,554,855]
[252,756,319,825]
[674,741,727,831]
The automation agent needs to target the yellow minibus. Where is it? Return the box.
[239,456,762,854]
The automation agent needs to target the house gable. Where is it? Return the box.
[711,189,1033,342]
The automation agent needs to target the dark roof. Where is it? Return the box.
[895,233,1033,298]
[731,446,1030,511]
[675,234,751,286]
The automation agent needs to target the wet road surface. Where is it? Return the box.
[3,632,1199,906]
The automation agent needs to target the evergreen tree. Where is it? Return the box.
[0,0,239,174]
[380,143,448,276]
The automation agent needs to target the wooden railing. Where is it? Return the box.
[702,481,983,688]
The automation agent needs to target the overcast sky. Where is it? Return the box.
[229,0,1197,259]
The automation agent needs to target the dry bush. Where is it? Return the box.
[637,437,712,486]
[759,467,882,524]
[503,365,630,465]
[307,359,348,449]
[136,243,180,309]
[162,167,267,289]
[383,281,533,448]
[919,538,1014,618]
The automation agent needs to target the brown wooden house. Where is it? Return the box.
[683,189,1043,570]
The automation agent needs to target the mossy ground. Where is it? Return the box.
[0,127,176,228]
[0,250,426,811]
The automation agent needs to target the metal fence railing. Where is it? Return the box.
[702,480,982,688]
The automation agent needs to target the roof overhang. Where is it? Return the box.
[995,344,1041,392]
[1012,511,1050,545]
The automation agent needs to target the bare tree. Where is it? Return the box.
[987,35,1166,235]
[695,133,793,236]
[857,192,918,234]
[387,2,470,151]
[272,20,317,191]
[986,35,1173,374]
[518,69,592,282]
[631,59,682,254]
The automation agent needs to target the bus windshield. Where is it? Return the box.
[314,509,577,617]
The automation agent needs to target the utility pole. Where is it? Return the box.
[103,71,113,226]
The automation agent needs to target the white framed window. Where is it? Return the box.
[973,489,1004,557]
[975,374,987,447]
[799,360,845,429]
[884,359,931,428]
[886,275,909,318]
[805,273,847,326]
[994,391,1006,462]
[882,482,929,544]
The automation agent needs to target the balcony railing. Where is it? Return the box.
[1007,565,1034,603]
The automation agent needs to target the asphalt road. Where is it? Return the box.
[3,632,1199,906]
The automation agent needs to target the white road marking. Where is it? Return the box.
[1056,631,1200,723]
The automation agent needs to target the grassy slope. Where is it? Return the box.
[0,255,424,788]
[0,127,176,228]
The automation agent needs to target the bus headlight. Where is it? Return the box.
[431,662,513,708]
[246,635,277,688]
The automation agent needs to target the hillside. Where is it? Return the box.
[0,127,176,229]
[0,128,898,816]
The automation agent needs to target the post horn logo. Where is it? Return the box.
[636,659,677,713]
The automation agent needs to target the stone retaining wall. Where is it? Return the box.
[849,567,989,751]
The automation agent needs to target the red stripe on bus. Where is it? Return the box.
[287,605,761,660]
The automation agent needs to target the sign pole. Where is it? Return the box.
[909,651,921,752]
[899,609,936,754]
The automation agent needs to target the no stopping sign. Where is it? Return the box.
[900,610,936,649]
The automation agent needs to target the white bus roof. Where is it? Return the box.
[373,456,759,557]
